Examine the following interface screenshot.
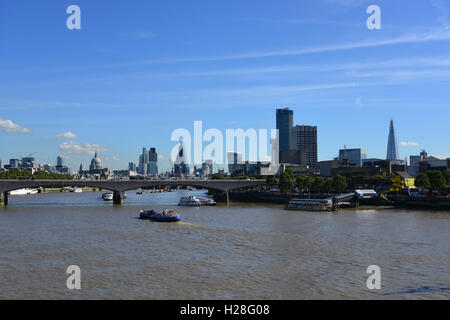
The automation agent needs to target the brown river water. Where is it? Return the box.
[0,190,449,300]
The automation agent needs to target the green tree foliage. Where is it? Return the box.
[266,175,278,187]
[279,169,295,193]
[324,179,333,194]
[311,176,325,193]
[0,170,72,180]
[332,174,347,193]
[295,175,314,192]
[414,173,430,190]
[390,175,403,193]
[427,170,447,194]
[211,173,226,180]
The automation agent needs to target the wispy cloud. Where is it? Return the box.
[0,118,31,133]
[59,141,107,155]
[400,141,420,147]
[110,29,450,66]
[56,131,77,139]
[431,0,449,27]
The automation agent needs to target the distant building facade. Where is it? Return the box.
[276,108,294,152]
[338,148,367,167]
[290,125,318,167]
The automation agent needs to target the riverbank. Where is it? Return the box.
[39,187,98,193]
[214,191,450,211]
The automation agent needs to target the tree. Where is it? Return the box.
[332,174,347,193]
[295,175,307,191]
[414,173,430,191]
[324,179,333,194]
[390,175,403,193]
[311,176,325,193]
[279,169,295,193]
[266,175,278,187]
[211,173,225,180]
[427,170,447,194]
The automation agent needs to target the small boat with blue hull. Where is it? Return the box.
[139,209,181,222]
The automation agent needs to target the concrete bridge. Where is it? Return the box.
[0,179,266,205]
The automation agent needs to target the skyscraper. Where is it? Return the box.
[227,151,243,175]
[338,148,367,167]
[174,142,188,177]
[386,119,399,161]
[276,108,293,152]
[290,125,318,167]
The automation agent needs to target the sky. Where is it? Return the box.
[1,0,449,172]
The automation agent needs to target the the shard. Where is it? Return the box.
[386,119,399,161]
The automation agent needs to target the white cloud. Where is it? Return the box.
[59,141,107,155]
[57,131,77,139]
[0,118,31,132]
[400,142,420,146]
[112,156,119,161]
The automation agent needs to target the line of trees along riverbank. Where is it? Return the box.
[263,169,450,195]
[0,170,73,180]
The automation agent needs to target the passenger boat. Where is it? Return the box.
[285,198,333,211]
[139,209,181,222]
[102,192,113,201]
[197,197,217,206]
[10,188,38,195]
[178,196,201,206]
[70,187,83,193]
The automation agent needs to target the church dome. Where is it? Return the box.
[90,151,102,170]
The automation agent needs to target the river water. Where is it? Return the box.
[0,190,449,300]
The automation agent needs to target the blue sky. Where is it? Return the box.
[1,0,449,171]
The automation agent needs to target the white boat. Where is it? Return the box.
[10,188,38,196]
[70,187,83,193]
[178,196,201,207]
[197,197,217,206]
[102,192,113,201]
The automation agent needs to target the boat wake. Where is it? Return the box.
[384,285,450,295]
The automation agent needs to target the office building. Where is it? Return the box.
[290,125,318,167]
[338,148,367,167]
[128,162,137,172]
[276,108,294,152]
[227,152,243,175]
[279,149,307,166]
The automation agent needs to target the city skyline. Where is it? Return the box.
[1,0,450,170]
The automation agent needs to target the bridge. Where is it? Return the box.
[0,179,266,205]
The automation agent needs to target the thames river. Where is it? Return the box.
[0,190,449,300]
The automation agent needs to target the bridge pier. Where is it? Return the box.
[1,192,8,206]
[225,191,230,205]
[113,191,123,205]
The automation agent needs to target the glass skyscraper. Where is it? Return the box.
[276,108,293,152]
[386,119,399,161]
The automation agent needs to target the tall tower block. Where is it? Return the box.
[386,118,399,161]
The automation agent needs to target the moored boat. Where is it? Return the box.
[178,196,201,206]
[198,197,217,206]
[102,192,113,201]
[10,188,38,195]
[139,209,181,222]
[285,198,334,211]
